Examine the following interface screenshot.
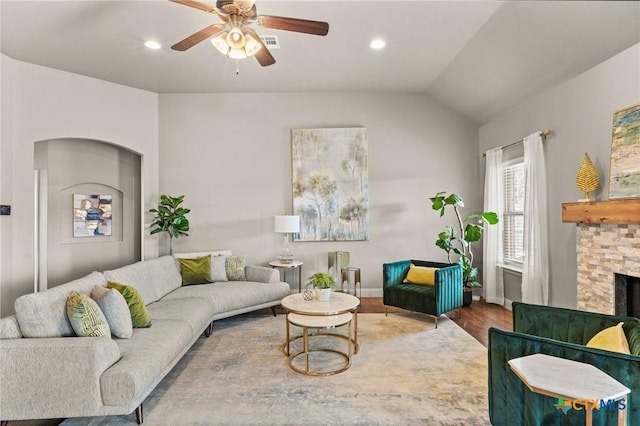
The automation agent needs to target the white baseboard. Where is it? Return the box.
[504,298,513,311]
[361,288,383,297]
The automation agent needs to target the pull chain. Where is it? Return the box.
[236,60,240,75]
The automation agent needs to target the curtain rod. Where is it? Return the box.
[481,128,552,158]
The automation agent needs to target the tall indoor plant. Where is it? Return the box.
[430,192,498,304]
[149,194,191,255]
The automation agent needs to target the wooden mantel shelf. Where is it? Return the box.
[562,199,640,224]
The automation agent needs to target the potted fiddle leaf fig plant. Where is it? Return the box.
[306,272,336,302]
[149,194,191,255]
[430,192,499,306]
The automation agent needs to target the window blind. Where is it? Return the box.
[503,162,525,263]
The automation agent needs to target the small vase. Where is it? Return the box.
[303,289,315,301]
[316,288,331,302]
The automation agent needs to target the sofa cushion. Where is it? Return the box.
[586,322,631,354]
[66,291,111,337]
[225,256,246,281]
[103,256,182,305]
[0,315,23,339]
[107,283,152,328]
[163,280,289,315]
[100,319,194,407]
[178,255,213,285]
[174,251,231,282]
[146,297,214,335]
[91,286,133,339]
[15,271,107,338]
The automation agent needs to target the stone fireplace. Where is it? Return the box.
[576,223,640,315]
[615,273,640,317]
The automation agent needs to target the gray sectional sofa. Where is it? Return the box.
[0,252,290,424]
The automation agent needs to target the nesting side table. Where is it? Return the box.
[269,260,303,292]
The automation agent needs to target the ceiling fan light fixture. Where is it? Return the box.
[234,0,256,10]
[243,33,263,57]
[229,47,247,59]
[227,28,245,50]
[211,32,230,55]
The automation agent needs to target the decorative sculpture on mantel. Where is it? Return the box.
[576,153,600,201]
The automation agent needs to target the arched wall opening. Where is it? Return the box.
[34,138,142,290]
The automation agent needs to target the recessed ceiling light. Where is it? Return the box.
[144,40,162,50]
[370,39,386,50]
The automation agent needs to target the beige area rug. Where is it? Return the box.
[63,313,490,426]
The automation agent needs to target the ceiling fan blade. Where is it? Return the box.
[170,0,218,14]
[258,16,329,36]
[171,24,226,51]
[245,29,276,67]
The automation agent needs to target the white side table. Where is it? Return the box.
[508,353,630,426]
[269,260,303,292]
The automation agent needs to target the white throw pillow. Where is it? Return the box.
[91,286,133,339]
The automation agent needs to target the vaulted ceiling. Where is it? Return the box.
[2,1,639,125]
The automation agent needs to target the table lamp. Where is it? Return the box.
[274,215,300,263]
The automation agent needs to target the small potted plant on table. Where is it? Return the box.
[306,272,336,301]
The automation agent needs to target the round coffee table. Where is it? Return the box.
[281,292,360,375]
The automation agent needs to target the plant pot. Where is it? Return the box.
[462,289,473,307]
[315,288,331,302]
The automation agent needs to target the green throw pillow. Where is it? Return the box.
[66,291,111,337]
[107,282,152,328]
[178,255,213,285]
[225,256,246,281]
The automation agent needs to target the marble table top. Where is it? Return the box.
[281,292,360,315]
[269,260,303,268]
[508,353,630,402]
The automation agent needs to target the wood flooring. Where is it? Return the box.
[359,297,513,347]
[6,297,511,426]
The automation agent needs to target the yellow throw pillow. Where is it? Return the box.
[107,282,152,328]
[404,264,438,286]
[586,322,631,354]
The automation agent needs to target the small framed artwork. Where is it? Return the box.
[608,103,640,199]
[73,194,112,237]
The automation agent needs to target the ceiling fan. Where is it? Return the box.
[170,0,329,67]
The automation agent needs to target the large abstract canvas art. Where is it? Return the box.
[608,103,640,199]
[292,128,369,241]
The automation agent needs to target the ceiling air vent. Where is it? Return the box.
[260,35,280,49]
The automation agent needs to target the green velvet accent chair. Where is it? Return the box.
[488,302,640,426]
[382,260,463,328]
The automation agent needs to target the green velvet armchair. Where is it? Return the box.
[382,260,463,328]
[489,302,640,426]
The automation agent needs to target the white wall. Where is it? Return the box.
[479,43,640,308]
[0,55,159,316]
[159,93,481,294]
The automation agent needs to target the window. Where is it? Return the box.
[503,159,525,264]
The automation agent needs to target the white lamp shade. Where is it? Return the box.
[274,215,300,233]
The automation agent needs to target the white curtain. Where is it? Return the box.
[483,148,504,305]
[522,132,549,305]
